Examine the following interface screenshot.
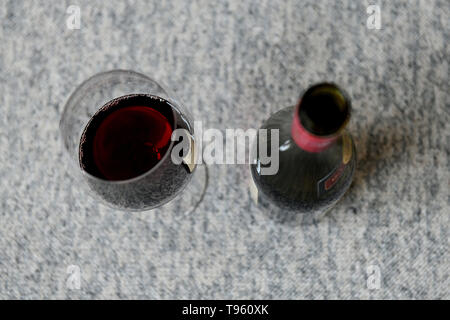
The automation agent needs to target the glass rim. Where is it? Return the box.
[296,82,352,138]
[60,69,186,185]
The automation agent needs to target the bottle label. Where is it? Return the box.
[249,169,259,204]
[317,133,352,196]
[342,132,352,165]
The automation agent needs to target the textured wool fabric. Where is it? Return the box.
[0,0,448,299]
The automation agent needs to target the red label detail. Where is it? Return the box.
[324,163,346,190]
[291,106,338,153]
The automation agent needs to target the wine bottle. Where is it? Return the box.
[250,83,356,223]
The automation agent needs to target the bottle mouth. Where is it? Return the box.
[297,83,351,137]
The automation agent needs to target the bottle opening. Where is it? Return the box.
[298,83,350,136]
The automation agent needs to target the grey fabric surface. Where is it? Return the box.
[0,0,448,299]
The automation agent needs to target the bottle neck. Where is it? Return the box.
[291,104,340,153]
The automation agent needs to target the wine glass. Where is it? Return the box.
[60,70,207,212]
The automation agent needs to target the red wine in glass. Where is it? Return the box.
[79,94,194,210]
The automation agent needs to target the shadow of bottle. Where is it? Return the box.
[327,113,417,225]
[252,112,417,228]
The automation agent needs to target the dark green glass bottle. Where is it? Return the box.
[250,83,356,222]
